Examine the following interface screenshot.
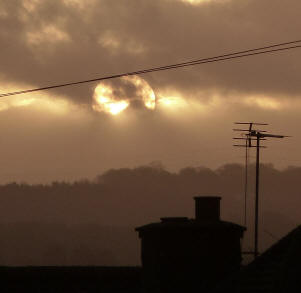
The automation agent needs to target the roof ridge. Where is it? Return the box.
[209,225,301,293]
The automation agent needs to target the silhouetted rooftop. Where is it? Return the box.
[0,266,142,293]
[211,225,301,293]
[136,218,246,234]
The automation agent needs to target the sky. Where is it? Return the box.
[0,0,301,183]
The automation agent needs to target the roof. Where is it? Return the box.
[210,225,301,293]
[0,266,142,292]
[135,218,246,234]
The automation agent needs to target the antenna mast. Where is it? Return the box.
[233,122,289,258]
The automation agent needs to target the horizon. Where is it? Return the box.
[0,161,300,185]
[1,0,301,274]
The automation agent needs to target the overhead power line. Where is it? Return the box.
[1,39,301,98]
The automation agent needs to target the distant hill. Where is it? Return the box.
[0,163,299,265]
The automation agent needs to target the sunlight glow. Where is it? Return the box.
[182,0,206,3]
[0,95,71,114]
[244,96,282,110]
[0,97,35,112]
[107,101,129,115]
[158,96,187,107]
[156,90,223,116]
[93,84,129,115]
[180,0,228,4]
[12,98,36,107]
[93,76,156,115]
[0,80,75,115]
[123,76,156,110]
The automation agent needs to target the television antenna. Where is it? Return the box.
[233,122,290,258]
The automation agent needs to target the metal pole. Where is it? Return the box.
[255,134,260,258]
[233,123,289,260]
[244,138,248,226]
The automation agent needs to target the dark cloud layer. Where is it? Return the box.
[0,0,300,185]
[1,0,301,102]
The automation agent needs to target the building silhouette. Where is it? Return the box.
[0,196,300,292]
[212,225,301,293]
[136,196,246,292]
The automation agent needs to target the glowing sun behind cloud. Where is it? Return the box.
[92,85,129,115]
[92,76,156,115]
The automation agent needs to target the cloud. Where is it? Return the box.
[26,24,71,47]
[0,78,83,115]
[98,30,147,55]
[92,76,156,115]
[1,0,301,106]
[0,0,300,184]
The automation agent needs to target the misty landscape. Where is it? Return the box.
[0,163,298,266]
[1,0,301,291]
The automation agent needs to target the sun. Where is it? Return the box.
[92,76,156,115]
[92,86,130,115]
[105,100,129,115]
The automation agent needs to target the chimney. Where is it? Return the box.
[136,196,245,292]
[194,196,221,221]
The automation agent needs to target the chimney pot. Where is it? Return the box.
[194,196,221,221]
